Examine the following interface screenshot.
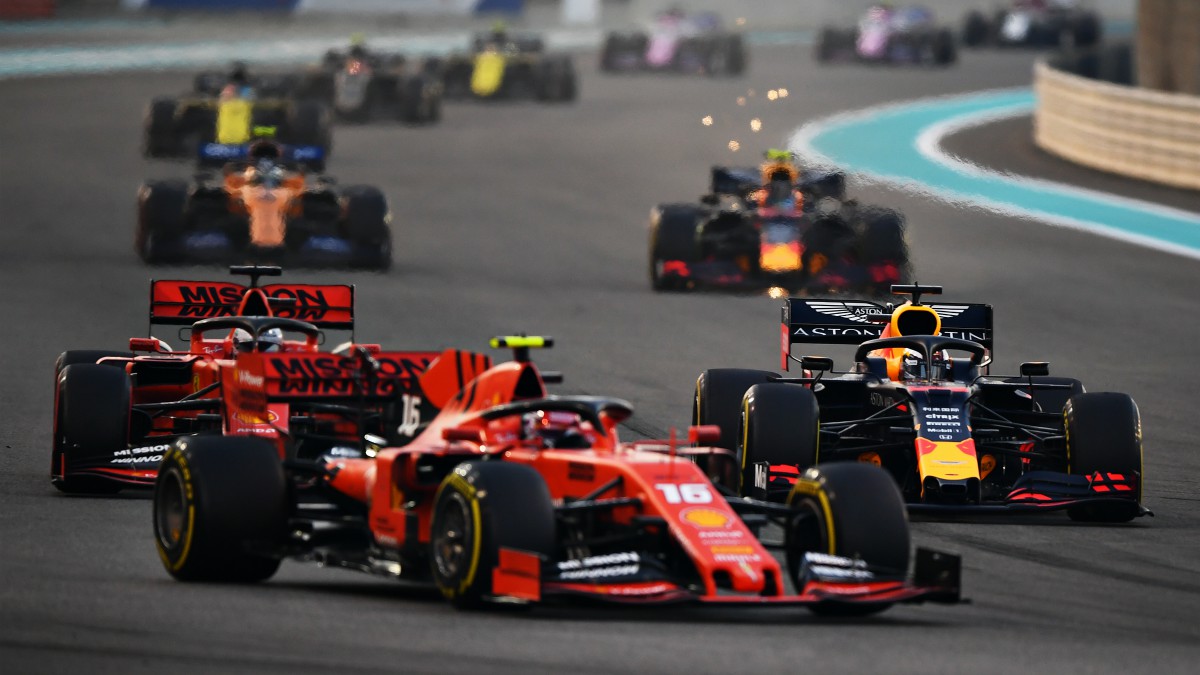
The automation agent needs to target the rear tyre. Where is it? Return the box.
[144,98,179,157]
[856,208,910,291]
[933,29,957,65]
[136,180,188,264]
[287,100,331,165]
[1073,14,1101,49]
[815,27,842,63]
[693,369,777,463]
[1065,393,1143,523]
[154,436,287,582]
[599,33,621,72]
[784,463,910,616]
[649,204,703,291]
[399,76,434,124]
[431,462,555,608]
[738,383,820,496]
[52,364,131,494]
[724,35,747,75]
[962,12,989,47]
[341,186,392,270]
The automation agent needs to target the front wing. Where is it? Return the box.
[750,461,1151,518]
[493,547,961,608]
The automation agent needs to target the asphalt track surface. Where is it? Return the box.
[942,114,1200,214]
[2,45,1199,674]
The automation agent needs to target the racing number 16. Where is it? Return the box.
[396,394,422,437]
[655,483,714,504]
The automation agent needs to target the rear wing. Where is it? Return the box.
[198,142,325,169]
[149,279,355,329]
[231,350,443,402]
[781,298,993,369]
[711,165,846,199]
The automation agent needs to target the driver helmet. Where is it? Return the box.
[233,327,284,353]
[522,410,590,449]
[248,137,282,161]
[229,61,249,86]
[761,149,799,187]
[899,350,951,381]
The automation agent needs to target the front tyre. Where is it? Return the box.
[649,204,703,291]
[784,463,910,616]
[431,462,555,608]
[1065,393,1143,523]
[154,436,287,582]
[738,383,819,496]
[52,364,131,494]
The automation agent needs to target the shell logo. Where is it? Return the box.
[233,409,278,425]
[681,508,731,529]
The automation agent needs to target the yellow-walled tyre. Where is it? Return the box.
[784,462,911,616]
[738,383,819,495]
[153,436,286,583]
[430,462,554,609]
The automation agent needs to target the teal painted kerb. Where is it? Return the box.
[801,89,1200,254]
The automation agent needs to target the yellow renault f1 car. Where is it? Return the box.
[693,284,1150,523]
[144,64,332,162]
[440,29,576,102]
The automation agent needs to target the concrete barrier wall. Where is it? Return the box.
[1034,57,1200,190]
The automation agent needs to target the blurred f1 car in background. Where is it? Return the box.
[299,41,443,124]
[144,62,333,162]
[817,4,956,66]
[963,0,1101,49]
[136,138,391,269]
[649,150,910,295]
[693,284,1150,523]
[151,334,962,614]
[440,27,577,102]
[601,8,746,76]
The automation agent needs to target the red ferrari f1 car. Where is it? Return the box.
[51,266,443,494]
[151,335,961,614]
[694,284,1150,523]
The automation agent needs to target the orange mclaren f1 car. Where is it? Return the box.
[51,266,439,494]
[152,336,962,615]
[694,284,1150,523]
[137,139,391,269]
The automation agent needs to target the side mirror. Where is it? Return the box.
[1020,362,1050,377]
[800,356,834,372]
[541,371,564,384]
[688,424,721,445]
[129,337,166,353]
[363,433,388,458]
[442,427,485,444]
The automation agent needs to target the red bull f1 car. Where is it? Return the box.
[151,336,961,615]
[694,284,1150,523]
[650,152,910,295]
[51,266,436,494]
